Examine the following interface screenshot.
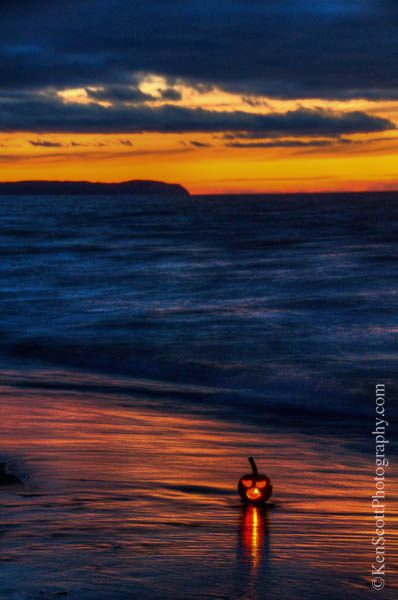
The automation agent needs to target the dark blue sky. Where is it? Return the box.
[0,1,396,135]
[1,1,397,97]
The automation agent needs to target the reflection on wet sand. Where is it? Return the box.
[240,505,270,572]
[0,369,397,599]
[237,505,271,600]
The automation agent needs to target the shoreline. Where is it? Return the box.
[1,365,397,599]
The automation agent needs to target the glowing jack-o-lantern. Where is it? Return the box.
[238,457,272,504]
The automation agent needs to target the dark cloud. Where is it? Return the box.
[241,97,272,108]
[189,140,211,148]
[159,88,182,101]
[0,146,190,164]
[0,1,397,100]
[225,137,358,148]
[69,141,108,147]
[84,84,181,105]
[29,139,63,147]
[227,140,333,149]
[86,85,153,103]
[0,95,393,135]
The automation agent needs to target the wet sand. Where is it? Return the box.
[1,368,397,599]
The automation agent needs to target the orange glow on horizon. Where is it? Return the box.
[0,133,398,194]
[1,128,397,194]
[0,84,397,194]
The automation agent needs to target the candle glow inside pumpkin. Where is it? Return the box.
[238,457,272,504]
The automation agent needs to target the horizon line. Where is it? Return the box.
[0,178,397,197]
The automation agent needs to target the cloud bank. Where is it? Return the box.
[0,96,394,136]
[0,0,397,101]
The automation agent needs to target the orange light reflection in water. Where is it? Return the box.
[241,505,266,571]
[239,504,270,599]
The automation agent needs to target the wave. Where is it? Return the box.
[0,192,396,422]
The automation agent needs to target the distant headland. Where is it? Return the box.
[0,180,190,197]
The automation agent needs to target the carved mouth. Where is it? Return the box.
[247,488,261,500]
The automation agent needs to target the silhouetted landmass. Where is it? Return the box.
[0,180,190,197]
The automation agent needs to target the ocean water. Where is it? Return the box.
[0,192,396,420]
[0,192,397,600]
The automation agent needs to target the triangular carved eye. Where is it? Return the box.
[242,479,253,488]
[257,480,266,488]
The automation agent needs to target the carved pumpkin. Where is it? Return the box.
[238,457,272,504]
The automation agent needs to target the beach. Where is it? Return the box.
[0,192,397,598]
[1,367,397,599]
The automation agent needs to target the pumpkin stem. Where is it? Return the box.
[248,456,258,476]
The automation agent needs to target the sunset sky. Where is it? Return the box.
[1,1,397,194]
